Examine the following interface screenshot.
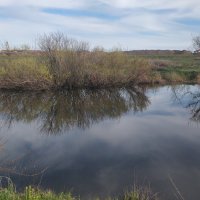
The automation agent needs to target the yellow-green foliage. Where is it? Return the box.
[162,72,185,83]
[0,185,158,200]
[0,186,76,200]
[150,71,165,84]
[0,56,52,90]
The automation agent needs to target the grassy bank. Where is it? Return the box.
[0,33,200,90]
[0,185,158,200]
[138,52,200,84]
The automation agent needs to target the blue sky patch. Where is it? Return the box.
[176,18,200,26]
[42,8,120,20]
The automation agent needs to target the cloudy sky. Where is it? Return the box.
[0,0,200,50]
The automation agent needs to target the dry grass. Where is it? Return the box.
[149,59,177,69]
[149,71,165,84]
[162,72,186,83]
[197,74,200,84]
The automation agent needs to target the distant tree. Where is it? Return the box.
[20,44,31,50]
[193,35,200,50]
[0,41,10,51]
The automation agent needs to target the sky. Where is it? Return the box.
[0,0,200,50]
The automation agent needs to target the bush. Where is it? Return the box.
[37,32,151,89]
[37,32,90,87]
[0,56,52,90]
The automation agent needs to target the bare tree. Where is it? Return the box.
[1,41,10,51]
[193,35,200,51]
[37,32,90,87]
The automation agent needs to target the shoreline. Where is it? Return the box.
[0,40,199,91]
[0,80,198,92]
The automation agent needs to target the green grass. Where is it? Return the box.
[0,185,158,200]
[137,53,200,83]
[0,185,75,200]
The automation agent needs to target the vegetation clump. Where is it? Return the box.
[37,32,151,89]
[0,55,52,90]
[0,185,158,200]
[0,185,75,200]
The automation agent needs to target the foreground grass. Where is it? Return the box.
[0,185,75,200]
[0,185,158,200]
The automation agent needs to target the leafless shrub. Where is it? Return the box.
[193,35,200,50]
[0,41,10,51]
[38,32,90,87]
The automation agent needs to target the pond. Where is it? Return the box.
[0,85,200,200]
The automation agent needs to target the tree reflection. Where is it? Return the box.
[172,85,200,122]
[0,87,150,134]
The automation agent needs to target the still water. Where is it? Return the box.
[0,85,200,199]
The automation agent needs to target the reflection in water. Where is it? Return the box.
[0,85,200,200]
[0,87,149,134]
[172,85,200,122]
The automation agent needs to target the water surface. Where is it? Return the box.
[0,85,200,200]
